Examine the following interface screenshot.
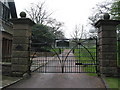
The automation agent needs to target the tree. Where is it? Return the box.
[32,24,55,44]
[25,2,65,39]
[46,18,65,39]
[31,24,56,51]
[71,25,88,40]
[110,1,120,66]
[110,0,120,37]
[46,18,64,30]
[88,1,113,26]
[88,0,120,66]
[88,1,113,38]
[25,2,52,24]
[110,0,120,20]
[71,25,81,40]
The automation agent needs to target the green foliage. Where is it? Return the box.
[111,1,120,20]
[111,1,120,66]
[50,48,63,55]
[31,24,55,52]
[32,24,55,44]
[74,45,97,73]
[31,24,65,52]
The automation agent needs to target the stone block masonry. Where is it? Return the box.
[95,14,120,76]
[10,15,35,77]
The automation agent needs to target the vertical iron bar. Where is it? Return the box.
[96,38,99,75]
[62,45,64,73]
[79,43,80,73]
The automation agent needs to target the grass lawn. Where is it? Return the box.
[74,46,119,89]
[104,77,120,88]
[74,46,97,74]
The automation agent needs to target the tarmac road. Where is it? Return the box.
[7,73,105,88]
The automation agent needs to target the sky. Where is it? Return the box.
[14,0,108,38]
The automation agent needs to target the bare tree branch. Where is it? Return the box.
[25,2,65,39]
[25,2,52,24]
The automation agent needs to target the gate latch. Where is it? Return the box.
[75,63,83,65]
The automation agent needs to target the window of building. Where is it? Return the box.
[0,1,10,22]
[2,38,12,62]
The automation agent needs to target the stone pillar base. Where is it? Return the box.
[11,72,31,77]
[100,67,118,77]
[11,72,23,77]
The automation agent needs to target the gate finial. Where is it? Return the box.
[20,11,26,18]
[103,13,110,20]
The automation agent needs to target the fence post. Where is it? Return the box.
[11,12,35,77]
[95,13,119,76]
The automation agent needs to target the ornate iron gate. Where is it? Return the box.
[30,38,98,73]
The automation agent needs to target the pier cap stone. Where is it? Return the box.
[94,13,120,28]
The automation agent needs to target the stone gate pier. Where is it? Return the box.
[11,12,35,76]
[95,13,119,76]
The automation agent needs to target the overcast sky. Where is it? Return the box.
[14,0,108,38]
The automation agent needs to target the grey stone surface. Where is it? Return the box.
[95,20,120,28]
[98,31,116,38]
[95,19,119,76]
[100,67,117,76]
[13,30,30,37]
[11,65,28,72]
[13,24,30,30]
[99,60,117,67]
[12,51,29,58]
[11,18,35,76]
[12,58,29,65]
[99,45,116,52]
[98,52,117,60]
[12,37,29,44]
[2,64,11,75]
[10,18,35,25]
[12,44,29,51]
[99,26,117,31]
[2,75,22,88]
[99,38,117,45]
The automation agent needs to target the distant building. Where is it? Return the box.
[56,39,69,48]
[0,0,17,75]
